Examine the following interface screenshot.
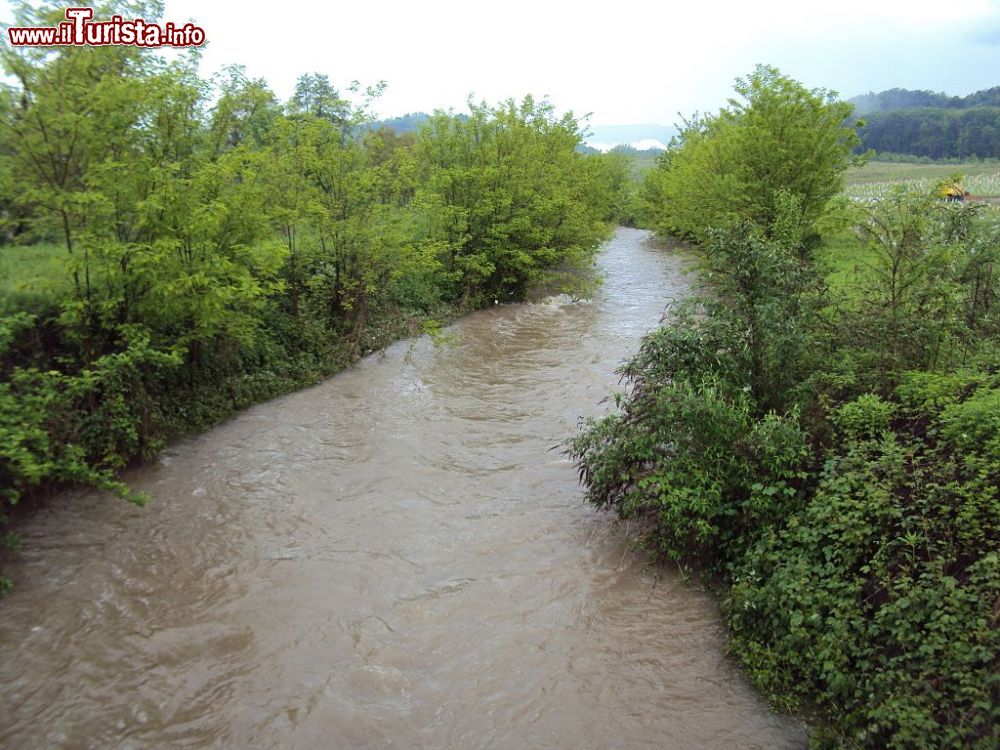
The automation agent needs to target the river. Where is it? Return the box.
[0,227,806,749]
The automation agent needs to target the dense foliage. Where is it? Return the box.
[573,69,999,748]
[847,84,1000,159]
[369,111,433,134]
[0,2,627,591]
[850,86,1000,114]
[858,107,1000,160]
[643,65,861,244]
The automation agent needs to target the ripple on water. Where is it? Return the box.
[0,228,805,749]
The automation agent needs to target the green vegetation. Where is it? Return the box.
[573,66,999,748]
[846,160,1000,186]
[1,4,996,744]
[849,86,1000,160]
[627,150,661,177]
[0,244,70,313]
[844,161,1000,201]
[858,107,1000,160]
[0,2,628,591]
[607,146,661,180]
[850,86,1000,114]
[642,65,860,245]
[369,111,433,134]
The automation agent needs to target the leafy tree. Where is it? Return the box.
[646,65,861,246]
[585,151,640,225]
[415,96,607,304]
[208,66,281,158]
[0,9,617,595]
[2,5,149,295]
[288,73,351,126]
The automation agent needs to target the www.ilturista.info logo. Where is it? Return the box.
[7,7,205,48]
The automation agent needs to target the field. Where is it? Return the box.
[622,155,1000,198]
[845,160,1000,200]
[822,162,1000,301]
[815,233,875,304]
[0,243,70,313]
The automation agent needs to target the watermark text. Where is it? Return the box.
[7,7,206,48]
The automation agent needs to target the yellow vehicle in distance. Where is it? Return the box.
[937,176,971,202]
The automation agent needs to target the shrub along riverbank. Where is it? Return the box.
[572,66,999,748]
[0,4,632,591]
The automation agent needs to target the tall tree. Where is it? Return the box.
[646,65,861,246]
[288,73,351,126]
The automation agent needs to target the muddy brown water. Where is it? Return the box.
[0,228,806,749]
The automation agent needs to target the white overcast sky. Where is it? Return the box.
[4,0,1000,126]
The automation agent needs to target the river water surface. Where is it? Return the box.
[1,228,805,749]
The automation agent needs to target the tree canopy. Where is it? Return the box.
[857,107,1000,159]
[644,65,861,244]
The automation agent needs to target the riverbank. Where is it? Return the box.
[571,223,999,748]
[0,228,806,748]
[1,66,629,593]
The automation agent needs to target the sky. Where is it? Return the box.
[4,0,1000,128]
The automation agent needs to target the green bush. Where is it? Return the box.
[573,158,999,746]
[726,388,999,749]
[570,224,818,572]
[643,65,860,244]
[832,394,897,440]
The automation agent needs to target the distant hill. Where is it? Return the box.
[585,124,675,151]
[848,86,1000,159]
[370,115,674,153]
[369,112,431,133]
[604,144,664,157]
[850,87,1000,115]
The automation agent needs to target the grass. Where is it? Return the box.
[624,154,1000,188]
[0,243,72,313]
[816,232,875,305]
[628,155,1000,198]
[845,161,1000,201]
[845,160,1000,185]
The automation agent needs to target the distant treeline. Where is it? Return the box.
[857,107,1000,159]
[605,144,664,156]
[368,111,434,134]
[848,86,1000,159]
[850,86,1000,114]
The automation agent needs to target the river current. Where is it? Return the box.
[0,227,805,749]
